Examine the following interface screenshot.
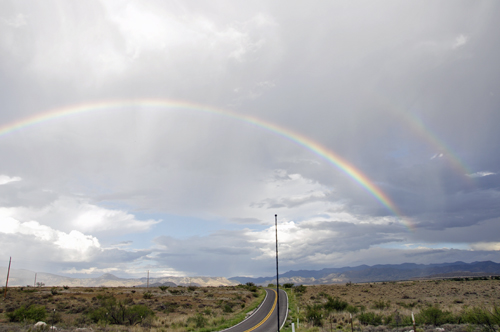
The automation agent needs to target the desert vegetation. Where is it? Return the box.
[280,277,500,332]
[2,277,500,332]
[0,283,263,331]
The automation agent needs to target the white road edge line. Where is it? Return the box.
[280,289,289,331]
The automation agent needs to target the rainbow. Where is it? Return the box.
[370,92,473,180]
[0,98,412,230]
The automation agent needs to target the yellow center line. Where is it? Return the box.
[244,289,278,332]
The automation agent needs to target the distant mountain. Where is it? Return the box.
[0,268,238,287]
[230,261,500,285]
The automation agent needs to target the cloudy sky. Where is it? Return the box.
[1,0,499,279]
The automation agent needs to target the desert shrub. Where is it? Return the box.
[462,305,500,332]
[247,285,258,293]
[23,288,37,293]
[324,296,349,312]
[126,305,154,325]
[143,292,153,299]
[417,305,455,326]
[293,285,307,294]
[283,283,294,289]
[357,312,383,326]
[7,305,47,322]
[169,288,183,294]
[346,305,359,314]
[187,313,208,328]
[163,302,179,313]
[372,299,390,310]
[63,285,70,290]
[245,282,255,287]
[223,303,234,313]
[306,304,324,327]
[50,287,59,295]
[87,295,154,325]
[158,285,169,292]
[188,285,198,291]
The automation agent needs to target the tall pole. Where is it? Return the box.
[275,214,280,331]
[4,257,11,299]
[147,270,149,288]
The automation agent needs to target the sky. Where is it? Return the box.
[1,0,500,279]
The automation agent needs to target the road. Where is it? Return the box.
[222,288,288,332]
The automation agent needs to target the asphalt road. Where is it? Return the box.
[222,288,288,332]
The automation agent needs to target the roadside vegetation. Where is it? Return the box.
[0,283,264,331]
[2,278,500,331]
[279,277,500,332]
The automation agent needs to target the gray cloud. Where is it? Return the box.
[1,0,499,277]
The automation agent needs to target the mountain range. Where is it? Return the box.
[0,268,238,287]
[2,261,499,287]
[230,261,500,285]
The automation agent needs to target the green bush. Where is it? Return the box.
[143,292,153,299]
[7,305,47,322]
[223,303,234,313]
[324,296,348,312]
[306,304,323,327]
[416,305,455,326]
[372,299,390,310]
[357,312,383,326]
[283,283,294,289]
[86,295,154,326]
[187,313,208,328]
[462,305,500,332]
[346,305,359,314]
[158,285,169,292]
[293,285,307,294]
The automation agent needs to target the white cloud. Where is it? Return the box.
[452,34,468,49]
[0,196,160,235]
[0,218,100,259]
[467,171,496,178]
[0,175,21,185]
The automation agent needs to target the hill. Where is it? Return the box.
[230,261,500,285]
[0,268,238,287]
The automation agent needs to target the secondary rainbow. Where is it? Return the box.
[370,91,473,180]
[0,98,412,230]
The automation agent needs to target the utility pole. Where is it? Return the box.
[4,257,11,299]
[147,270,149,288]
[275,214,280,332]
[34,273,37,287]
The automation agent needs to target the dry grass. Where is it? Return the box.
[0,285,264,331]
[283,278,500,332]
[300,279,500,311]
